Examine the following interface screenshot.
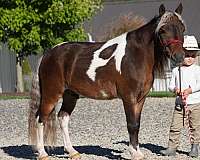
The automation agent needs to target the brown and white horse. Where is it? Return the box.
[29,3,186,160]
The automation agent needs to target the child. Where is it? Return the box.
[160,35,200,158]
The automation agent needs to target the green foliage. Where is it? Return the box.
[0,0,102,56]
[22,58,32,75]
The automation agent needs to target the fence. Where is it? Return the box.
[0,43,16,92]
[0,44,41,93]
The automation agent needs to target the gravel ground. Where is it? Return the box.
[0,98,198,160]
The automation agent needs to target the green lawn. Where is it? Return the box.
[147,91,175,97]
[0,91,174,100]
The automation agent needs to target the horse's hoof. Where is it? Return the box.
[133,155,144,160]
[38,155,49,160]
[69,152,81,160]
[132,157,143,160]
[135,157,143,160]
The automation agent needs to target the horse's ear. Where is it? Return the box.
[175,3,183,15]
[159,4,165,16]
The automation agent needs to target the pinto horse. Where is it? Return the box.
[29,3,186,160]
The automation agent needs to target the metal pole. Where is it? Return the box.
[178,65,185,126]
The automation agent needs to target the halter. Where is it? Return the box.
[156,11,184,48]
[162,39,183,47]
[157,33,183,50]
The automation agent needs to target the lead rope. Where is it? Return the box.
[182,95,194,144]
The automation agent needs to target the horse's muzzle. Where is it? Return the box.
[172,52,185,65]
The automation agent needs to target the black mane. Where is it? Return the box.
[128,14,168,76]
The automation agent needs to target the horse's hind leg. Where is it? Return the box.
[36,117,48,160]
[58,89,80,159]
[37,88,63,159]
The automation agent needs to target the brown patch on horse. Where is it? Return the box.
[99,44,118,59]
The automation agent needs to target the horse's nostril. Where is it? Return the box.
[175,53,184,62]
[171,53,184,66]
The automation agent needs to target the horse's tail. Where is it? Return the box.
[28,56,57,146]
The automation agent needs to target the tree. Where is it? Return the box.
[0,0,102,92]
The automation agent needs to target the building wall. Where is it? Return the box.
[85,0,200,41]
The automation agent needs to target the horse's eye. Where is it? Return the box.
[181,26,185,32]
[159,28,166,34]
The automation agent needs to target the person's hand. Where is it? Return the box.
[182,87,192,97]
[174,87,180,95]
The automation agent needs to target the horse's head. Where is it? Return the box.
[156,3,185,65]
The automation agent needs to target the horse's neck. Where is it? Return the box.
[135,18,158,44]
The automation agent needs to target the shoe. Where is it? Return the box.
[189,144,199,158]
[160,148,176,156]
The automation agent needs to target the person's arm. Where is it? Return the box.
[188,67,200,93]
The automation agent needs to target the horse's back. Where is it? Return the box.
[40,42,103,76]
[39,42,119,99]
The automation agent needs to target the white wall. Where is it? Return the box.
[0,81,2,93]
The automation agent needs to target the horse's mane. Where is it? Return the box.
[154,40,169,77]
[150,15,169,77]
[133,15,169,77]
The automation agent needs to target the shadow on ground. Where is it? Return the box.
[1,142,188,159]
[1,144,129,159]
[114,141,188,156]
[0,145,35,159]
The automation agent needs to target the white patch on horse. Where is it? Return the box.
[174,12,186,29]
[100,90,108,98]
[59,114,78,154]
[52,42,68,48]
[55,98,63,116]
[156,11,185,33]
[129,144,144,159]
[86,32,128,81]
[36,119,48,158]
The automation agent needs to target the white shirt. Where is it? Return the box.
[169,64,200,104]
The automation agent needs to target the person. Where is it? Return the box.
[160,35,200,158]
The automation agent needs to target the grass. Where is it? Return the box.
[0,93,30,100]
[0,91,175,100]
[148,91,175,97]
[0,95,30,100]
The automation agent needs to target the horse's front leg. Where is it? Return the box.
[58,112,81,160]
[58,90,81,160]
[122,98,145,160]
